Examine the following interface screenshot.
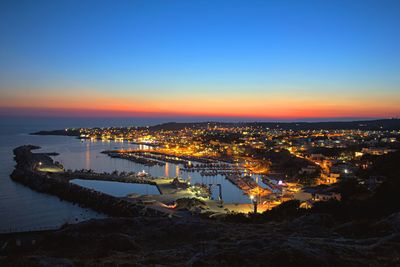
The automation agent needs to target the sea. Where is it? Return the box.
[0,116,258,233]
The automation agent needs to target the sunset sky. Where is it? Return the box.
[1,0,400,120]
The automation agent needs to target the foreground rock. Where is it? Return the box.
[1,214,400,267]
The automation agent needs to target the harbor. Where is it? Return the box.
[11,143,281,219]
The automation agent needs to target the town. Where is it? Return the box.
[35,120,400,214]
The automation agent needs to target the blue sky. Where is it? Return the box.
[0,0,399,118]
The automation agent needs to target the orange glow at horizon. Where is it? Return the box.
[1,87,399,119]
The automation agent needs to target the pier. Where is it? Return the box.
[10,146,167,218]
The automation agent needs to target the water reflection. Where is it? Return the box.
[52,140,252,204]
[85,142,90,170]
[165,162,169,177]
[71,179,160,197]
[0,135,106,232]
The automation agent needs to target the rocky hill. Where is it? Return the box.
[1,212,400,266]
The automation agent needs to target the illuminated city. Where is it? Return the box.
[50,121,398,213]
[1,0,400,266]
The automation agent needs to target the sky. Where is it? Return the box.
[0,0,400,120]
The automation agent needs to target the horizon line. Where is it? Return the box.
[1,114,398,124]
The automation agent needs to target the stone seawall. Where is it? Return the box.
[10,145,161,217]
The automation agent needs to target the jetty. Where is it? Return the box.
[10,146,165,218]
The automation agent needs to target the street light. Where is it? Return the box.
[250,195,257,213]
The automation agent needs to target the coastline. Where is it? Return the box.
[10,145,163,218]
[2,127,400,266]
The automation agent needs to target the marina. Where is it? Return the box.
[48,140,264,204]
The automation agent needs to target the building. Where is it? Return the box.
[319,173,340,184]
[313,192,341,202]
[361,147,396,156]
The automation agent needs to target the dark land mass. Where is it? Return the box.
[1,212,400,267]
[31,129,81,136]
[148,118,400,131]
[31,119,400,136]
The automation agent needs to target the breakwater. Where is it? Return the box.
[10,145,161,217]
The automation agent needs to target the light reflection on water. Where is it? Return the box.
[0,131,256,232]
[70,179,160,197]
[165,162,169,177]
[0,116,237,232]
[0,135,107,233]
[49,139,253,204]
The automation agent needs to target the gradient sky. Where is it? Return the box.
[1,0,400,120]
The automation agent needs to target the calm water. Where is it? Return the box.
[0,117,160,232]
[70,179,160,197]
[46,139,253,203]
[0,116,253,232]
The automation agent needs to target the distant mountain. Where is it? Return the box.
[30,119,400,135]
[148,119,400,131]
